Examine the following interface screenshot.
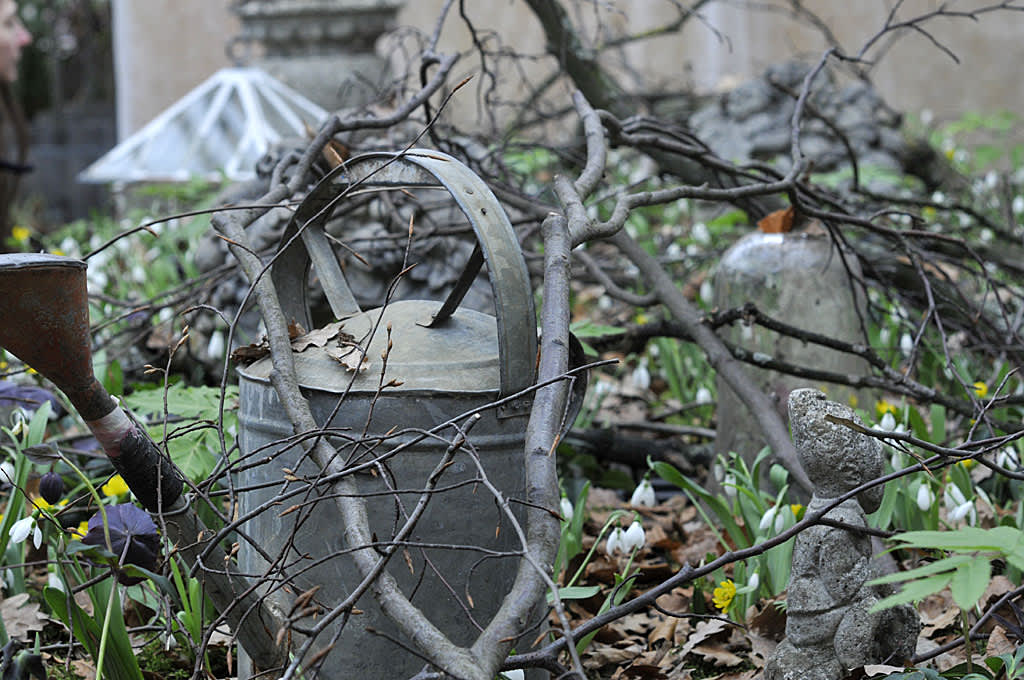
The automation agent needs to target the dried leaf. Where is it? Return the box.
[0,594,47,639]
[325,344,368,372]
[677,618,728,659]
[693,644,745,667]
[230,340,270,364]
[757,206,794,234]
[291,321,347,352]
[287,321,306,339]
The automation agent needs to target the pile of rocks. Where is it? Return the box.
[688,62,908,188]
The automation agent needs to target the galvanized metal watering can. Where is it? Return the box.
[236,150,545,677]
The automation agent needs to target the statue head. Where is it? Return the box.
[788,388,883,497]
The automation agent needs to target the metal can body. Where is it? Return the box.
[236,302,535,676]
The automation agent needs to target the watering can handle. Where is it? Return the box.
[273,149,538,406]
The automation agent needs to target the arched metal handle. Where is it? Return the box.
[272,149,537,404]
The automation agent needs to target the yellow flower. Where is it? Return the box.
[101,474,129,498]
[635,312,649,325]
[30,496,65,512]
[69,521,88,538]
[712,579,736,611]
[51,249,64,256]
[957,458,976,470]
[847,394,858,409]
[922,206,937,221]
[972,381,988,398]
[790,504,805,521]
[10,226,29,243]
[875,400,898,418]
[944,148,955,161]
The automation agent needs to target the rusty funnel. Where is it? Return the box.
[0,253,182,512]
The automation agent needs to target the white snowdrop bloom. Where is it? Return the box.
[920,109,934,126]
[879,412,897,432]
[207,331,225,359]
[631,363,651,391]
[948,499,976,525]
[622,521,646,552]
[899,333,914,357]
[699,280,714,305]
[501,670,525,680]
[605,526,624,557]
[586,204,599,221]
[984,170,999,190]
[9,516,41,548]
[630,478,656,508]
[666,242,682,258]
[0,461,14,484]
[87,270,108,290]
[916,484,935,512]
[594,380,612,397]
[722,474,737,498]
[158,307,175,323]
[878,327,891,347]
[695,386,713,405]
[945,484,967,509]
[712,463,725,483]
[692,222,711,245]
[890,450,903,471]
[597,295,613,311]
[980,228,994,243]
[1013,195,1024,214]
[686,243,701,256]
[746,572,760,591]
[560,497,574,520]
[996,448,1020,470]
[47,571,64,593]
[931,191,946,204]
[741,324,754,342]
[758,506,778,533]
[59,236,78,256]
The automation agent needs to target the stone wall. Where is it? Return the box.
[112,1,1024,138]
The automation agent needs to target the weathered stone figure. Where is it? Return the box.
[764,388,919,680]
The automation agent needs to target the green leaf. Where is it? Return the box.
[949,558,991,611]
[548,586,601,603]
[569,320,625,338]
[869,554,974,586]
[651,461,747,549]
[891,526,1022,552]
[870,573,953,611]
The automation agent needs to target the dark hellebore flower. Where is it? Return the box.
[82,503,160,585]
[0,380,65,419]
[38,471,63,505]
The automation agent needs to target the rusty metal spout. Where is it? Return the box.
[0,254,114,420]
[0,253,182,512]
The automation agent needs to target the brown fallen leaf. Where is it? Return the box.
[230,339,270,364]
[0,593,47,639]
[677,618,728,659]
[693,644,745,667]
[325,344,369,372]
[757,206,794,234]
[291,321,348,352]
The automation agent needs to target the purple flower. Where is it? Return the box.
[0,380,65,418]
[39,472,64,504]
[82,504,160,584]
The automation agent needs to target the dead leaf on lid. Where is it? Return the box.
[291,321,349,352]
[230,338,270,364]
[983,626,1017,656]
[325,343,368,372]
[757,206,794,234]
[0,593,47,639]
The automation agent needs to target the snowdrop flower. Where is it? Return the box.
[746,572,759,591]
[916,484,935,512]
[622,521,646,553]
[996,448,1020,470]
[984,170,999,190]
[631,363,651,391]
[699,280,714,305]
[207,331,225,360]
[920,109,934,126]
[10,516,42,549]
[686,243,701,256]
[559,496,574,520]
[879,327,891,346]
[630,477,656,507]
[47,571,64,593]
[879,412,897,432]
[944,485,976,525]
[722,474,737,499]
[666,242,682,258]
[605,526,624,557]
[759,505,783,534]
[741,324,754,342]
[899,333,914,357]
[501,670,525,680]
[695,386,713,405]
[594,380,612,398]
[1013,195,1024,214]
[980,228,994,243]
[0,461,14,484]
[692,222,711,245]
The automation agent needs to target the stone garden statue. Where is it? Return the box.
[764,388,919,680]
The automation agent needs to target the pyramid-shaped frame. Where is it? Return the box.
[79,67,328,183]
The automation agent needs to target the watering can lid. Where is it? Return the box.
[237,299,504,394]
